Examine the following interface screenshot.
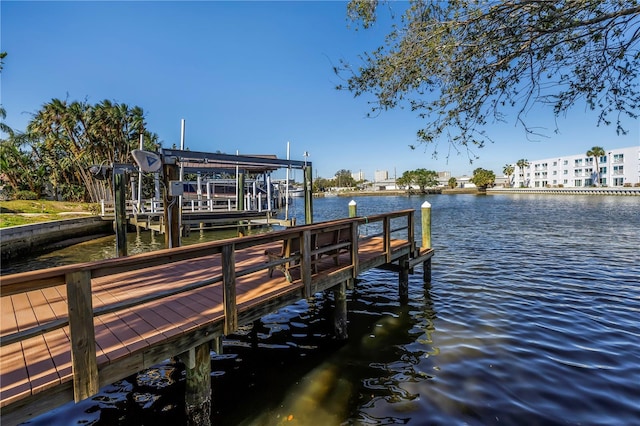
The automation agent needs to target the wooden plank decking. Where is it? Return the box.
[0,210,434,425]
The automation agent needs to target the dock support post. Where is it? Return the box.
[114,168,127,257]
[304,164,313,224]
[348,200,357,218]
[66,270,99,402]
[421,201,432,283]
[333,281,348,340]
[222,244,238,334]
[237,172,245,211]
[163,159,181,248]
[184,342,211,426]
[211,335,223,355]
[266,174,272,211]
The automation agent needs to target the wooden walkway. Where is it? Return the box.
[0,210,434,425]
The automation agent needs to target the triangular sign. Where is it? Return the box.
[131,149,162,172]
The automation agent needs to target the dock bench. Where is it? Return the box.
[264,222,353,282]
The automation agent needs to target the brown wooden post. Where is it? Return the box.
[113,169,127,257]
[185,342,211,426]
[222,244,237,335]
[333,281,348,340]
[303,164,313,224]
[408,211,416,256]
[424,260,432,284]
[237,172,245,211]
[350,220,359,280]
[302,230,312,297]
[163,160,181,248]
[408,211,416,273]
[66,270,99,402]
[384,216,391,263]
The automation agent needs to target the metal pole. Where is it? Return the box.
[154,173,160,204]
[197,172,202,209]
[179,119,185,241]
[137,133,143,212]
[285,141,290,220]
[266,174,272,211]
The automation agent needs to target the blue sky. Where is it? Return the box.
[2,1,638,181]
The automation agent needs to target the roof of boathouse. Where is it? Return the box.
[161,148,309,174]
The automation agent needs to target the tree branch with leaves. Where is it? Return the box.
[338,1,640,160]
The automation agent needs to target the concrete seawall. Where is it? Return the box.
[1,216,113,261]
[487,187,640,196]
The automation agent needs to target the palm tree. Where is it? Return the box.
[586,146,605,186]
[503,164,515,188]
[516,159,529,187]
[27,99,156,202]
[0,106,14,137]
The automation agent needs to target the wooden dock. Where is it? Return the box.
[0,209,434,425]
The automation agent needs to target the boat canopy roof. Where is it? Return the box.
[161,149,309,174]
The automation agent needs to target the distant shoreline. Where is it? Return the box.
[314,188,478,197]
[315,186,640,197]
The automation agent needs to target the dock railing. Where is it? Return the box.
[100,194,277,217]
[0,209,423,424]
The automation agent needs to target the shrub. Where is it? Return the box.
[15,190,38,200]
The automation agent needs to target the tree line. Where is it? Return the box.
[1,99,159,202]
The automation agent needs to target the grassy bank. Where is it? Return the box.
[0,200,99,228]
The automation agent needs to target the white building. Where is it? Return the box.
[351,170,366,182]
[512,146,640,188]
[374,170,389,182]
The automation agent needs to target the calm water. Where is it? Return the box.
[9,194,640,425]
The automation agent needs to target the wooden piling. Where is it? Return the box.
[222,244,237,334]
[113,169,127,257]
[421,201,432,282]
[66,270,99,402]
[163,161,180,248]
[211,335,223,355]
[304,164,313,224]
[348,200,357,218]
[333,281,348,340]
[184,342,211,426]
[237,172,245,211]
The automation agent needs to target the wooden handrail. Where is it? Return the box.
[1,210,416,352]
